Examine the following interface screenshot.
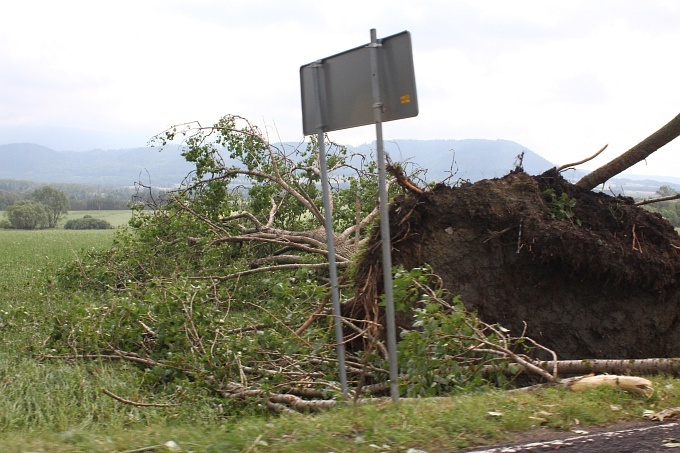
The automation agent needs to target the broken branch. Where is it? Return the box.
[635,193,680,206]
[101,388,179,407]
[556,144,608,172]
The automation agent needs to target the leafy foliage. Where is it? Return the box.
[64,216,114,230]
[40,114,552,413]
[393,266,541,397]
[542,188,581,226]
[0,179,152,211]
[5,200,49,229]
[151,116,380,232]
[0,189,20,210]
[32,186,69,228]
[46,115,386,409]
[3,186,70,229]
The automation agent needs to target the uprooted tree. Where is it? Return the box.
[347,111,680,361]
[42,112,680,412]
[52,115,514,410]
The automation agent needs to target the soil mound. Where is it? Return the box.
[348,169,680,359]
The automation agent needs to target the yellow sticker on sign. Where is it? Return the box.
[400,94,411,104]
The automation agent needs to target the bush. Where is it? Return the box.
[0,217,11,229]
[5,200,49,229]
[64,217,114,230]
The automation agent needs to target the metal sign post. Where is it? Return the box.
[300,29,418,403]
[311,62,349,398]
[368,28,400,403]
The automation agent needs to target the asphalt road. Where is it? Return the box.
[459,421,680,452]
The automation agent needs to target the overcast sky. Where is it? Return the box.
[2,0,679,177]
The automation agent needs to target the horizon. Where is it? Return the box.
[3,138,680,184]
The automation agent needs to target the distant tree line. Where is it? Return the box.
[0,179,168,211]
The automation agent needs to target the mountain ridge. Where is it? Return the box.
[0,143,194,187]
[1,140,678,195]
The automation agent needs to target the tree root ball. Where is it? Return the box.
[347,169,680,360]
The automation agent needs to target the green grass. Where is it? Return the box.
[1,227,680,451]
[0,355,173,432]
[0,228,122,358]
[0,376,677,452]
[0,229,114,301]
[57,209,133,228]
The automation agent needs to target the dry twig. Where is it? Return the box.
[556,144,608,172]
[100,388,178,407]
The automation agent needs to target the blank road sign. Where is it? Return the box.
[300,31,418,135]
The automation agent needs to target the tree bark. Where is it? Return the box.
[541,358,680,376]
[485,358,680,378]
[576,113,680,190]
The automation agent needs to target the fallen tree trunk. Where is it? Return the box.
[541,358,680,376]
[495,358,680,377]
[577,113,680,190]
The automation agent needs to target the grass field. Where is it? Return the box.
[1,209,133,229]
[1,222,680,451]
[0,228,122,373]
[57,209,133,228]
[0,210,128,301]
[0,229,116,303]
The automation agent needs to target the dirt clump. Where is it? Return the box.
[347,168,680,360]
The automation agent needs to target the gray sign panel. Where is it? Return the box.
[300,31,418,135]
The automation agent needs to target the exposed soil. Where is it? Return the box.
[347,168,680,360]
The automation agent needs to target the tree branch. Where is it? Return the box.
[635,193,680,206]
[556,144,608,172]
[577,113,680,190]
[339,179,396,241]
[248,254,306,268]
[193,262,348,282]
[100,388,178,407]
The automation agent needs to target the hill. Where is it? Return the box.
[0,143,194,187]
[359,138,553,182]
[1,140,678,196]
[0,139,553,188]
